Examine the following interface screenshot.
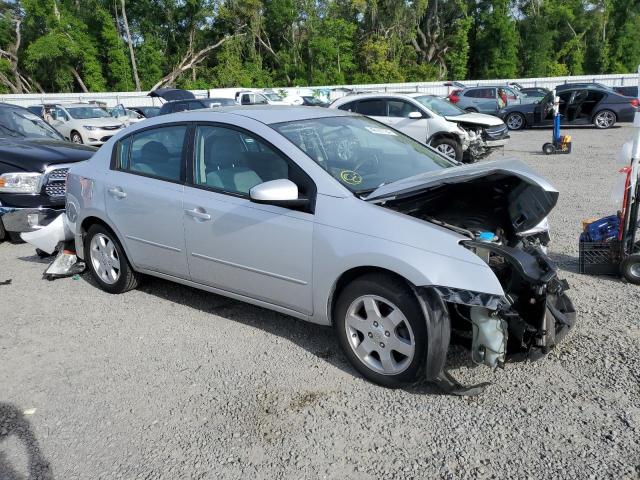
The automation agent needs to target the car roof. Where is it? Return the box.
[171,105,354,124]
[331,92,419,103]
[0,102,30,110]
[56,103,104,108]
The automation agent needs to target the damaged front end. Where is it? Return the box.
[434,241,576,367]
[367,159,577,369]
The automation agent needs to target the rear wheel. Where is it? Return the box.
[334,274,429,387]
[430,137,462,161]
[465,108,478,113]
[621,254,640,285]
[505,112,526,130]
[593,110,616,129]
[0,218,5,242]
[84,224,140,294]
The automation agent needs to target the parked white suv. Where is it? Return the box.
[236,90,290,106]
[330,93,472,161]
[48,103,126,146]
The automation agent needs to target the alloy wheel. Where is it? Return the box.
[89,233,121,285]
[344,295,415,375]
[595,111,615,128]
[436,143,456,158]
[507,113,524,130]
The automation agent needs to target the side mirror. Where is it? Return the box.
[408,111,423,119]
[249,179,309,208]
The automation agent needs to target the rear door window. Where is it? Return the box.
[355,99,385,116]
[337,101,357,112]
[115,125,188,182]
[465,88,495,98]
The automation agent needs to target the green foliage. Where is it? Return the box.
[1,0,639,93]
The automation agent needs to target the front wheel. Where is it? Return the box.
[621,254,640,285]
[84,224,140,294]
[505,112,526,130]
[334,274,429,387]
[71,131,83,144]
[430,137,462,161]
[593,110,616,129]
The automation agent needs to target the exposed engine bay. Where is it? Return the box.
[372,170,576,369]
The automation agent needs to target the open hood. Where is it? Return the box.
[444,112,505,127]
[148,88,195,101]
[366,159,558,235]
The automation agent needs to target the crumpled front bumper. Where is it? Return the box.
[0,206,64,233]
[434,242,577,363]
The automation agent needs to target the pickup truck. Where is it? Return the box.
[0,103,95,241]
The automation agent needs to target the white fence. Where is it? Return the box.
[0,72,638,107]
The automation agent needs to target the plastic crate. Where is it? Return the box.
[578,240,621,275]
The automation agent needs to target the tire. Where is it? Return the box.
[334,273,430,387]
[542,143,555,155]
[430,137,463,161]
[593,110,616,129]
[84,224,140,294]
[621,254,640,285]
[71,131,83,144]
[505,112,526,130]
[0,218,5,242]
[465,108,478,113]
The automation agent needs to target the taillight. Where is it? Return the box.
[631,98,639,108]
[448,91,460,103]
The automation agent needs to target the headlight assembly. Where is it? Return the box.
[0,172,43,193]
[83,125,98,130]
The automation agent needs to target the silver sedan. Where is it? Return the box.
[65,106,575,389]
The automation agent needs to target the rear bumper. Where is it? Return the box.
[0,206,63,233]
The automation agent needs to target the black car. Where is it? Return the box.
[499,86,638,130]
[0,103,95,241]
[129,106,161,118]
[158,97,236,115]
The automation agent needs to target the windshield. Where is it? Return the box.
[67,107,111,119]
[413,95,466,116]
[264,93,283,101]
[272,116,454,193]
[0,109,64,140]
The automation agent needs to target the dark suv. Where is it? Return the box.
[158,98,236,115]
[0,103,95,241]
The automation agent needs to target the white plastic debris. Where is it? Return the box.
[20,213,74,254]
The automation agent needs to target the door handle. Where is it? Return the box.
[184,208,211,221]
[108,187,127,199]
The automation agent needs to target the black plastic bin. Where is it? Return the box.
[578,240,622,275]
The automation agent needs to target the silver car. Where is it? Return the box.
[65,106,575,389]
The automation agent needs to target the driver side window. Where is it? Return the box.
[192,125,291,196]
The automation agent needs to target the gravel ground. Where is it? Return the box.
[1,125,639,480]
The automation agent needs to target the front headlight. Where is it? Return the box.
[0,172,43,193]
[83,125,98,131]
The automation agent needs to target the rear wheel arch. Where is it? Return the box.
[79,216,129,261]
